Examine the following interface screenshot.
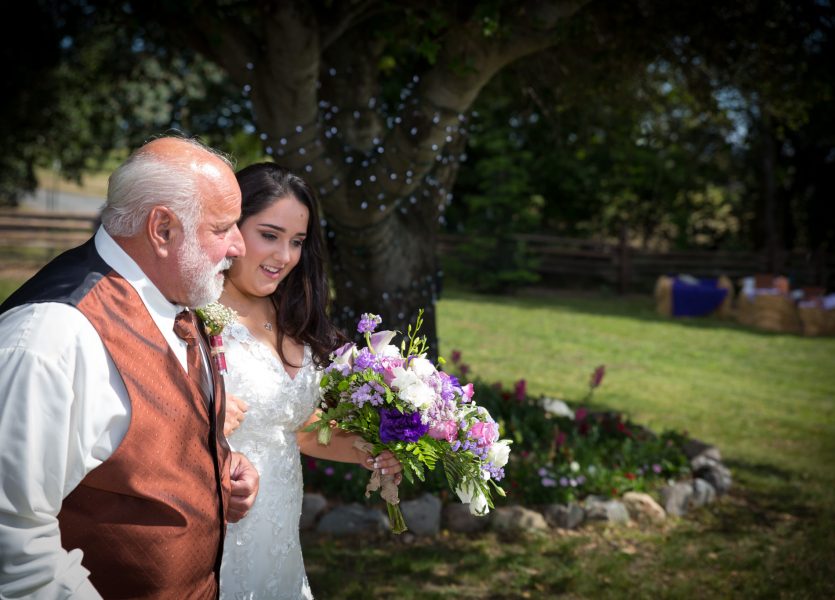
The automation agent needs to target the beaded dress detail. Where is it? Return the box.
[219,321,320,600]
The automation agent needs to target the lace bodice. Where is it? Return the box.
[219,321,321,600]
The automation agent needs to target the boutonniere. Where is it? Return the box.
[195,302,238,375]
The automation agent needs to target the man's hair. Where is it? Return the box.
[100,135,233,237]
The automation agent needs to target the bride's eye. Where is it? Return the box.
[261,232,277,241]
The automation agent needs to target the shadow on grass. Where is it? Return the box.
[302,531,580,599]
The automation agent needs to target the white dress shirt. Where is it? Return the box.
[0,228,191,599]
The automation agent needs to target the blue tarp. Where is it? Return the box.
[672,277,729,317]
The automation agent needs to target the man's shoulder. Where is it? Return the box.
[0,238,109,314]
[0,302,100,356]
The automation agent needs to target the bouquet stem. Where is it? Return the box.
[386,502,408,534]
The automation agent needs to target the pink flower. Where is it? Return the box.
[379,355,404,385]
[462,383,475,401]
[575,407,588,421]
[469,421,499,447]
[428,420,458,442]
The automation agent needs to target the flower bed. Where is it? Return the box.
[303,357,729,532]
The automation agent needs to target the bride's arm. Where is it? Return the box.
[296,411,402,478]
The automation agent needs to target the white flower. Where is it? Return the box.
[570,461,580,473]
[486,440,511,469]
[391,366,435,410]
[409,356,437,379]
[455,481,490,516]
[541,397,574,419]
[376,344,401,358]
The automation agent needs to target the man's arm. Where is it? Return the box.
[0,305,123,599]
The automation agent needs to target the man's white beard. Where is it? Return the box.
[179,232,232,307]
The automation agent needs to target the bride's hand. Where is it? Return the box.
[224,394,248,437]
[363,450,403,485]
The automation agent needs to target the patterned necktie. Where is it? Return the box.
[173,310,212,403]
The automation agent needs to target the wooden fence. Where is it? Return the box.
[0,209,98,264]
[1,210,831,292]
[439,233,834,292]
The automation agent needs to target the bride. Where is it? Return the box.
[217,163,401,599]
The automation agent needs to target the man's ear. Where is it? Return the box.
[147,206,179,258]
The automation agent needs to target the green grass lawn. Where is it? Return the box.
[302,289,835,599]
[1,279,833,597]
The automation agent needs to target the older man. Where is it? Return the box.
[0,136,259,599]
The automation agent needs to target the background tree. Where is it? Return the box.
[3,0,833,344]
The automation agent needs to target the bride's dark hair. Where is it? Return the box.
[235,162,346,367]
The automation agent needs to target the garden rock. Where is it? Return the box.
[584,496,630,524]
[542,503,585,530]
[443,502,490,533]
[682,438,722,462]
[621,492,666,524]
[401,493,442,536]
[300,493,328,530]
[316,503,389,536]
[690,478,717,508]
[693,461,733,496]
[491,505,549,533]
[660,481,694,516]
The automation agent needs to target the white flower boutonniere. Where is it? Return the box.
[195,302,238,375]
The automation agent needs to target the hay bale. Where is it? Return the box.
[735,294,755,326]
[716,275,735,318]
[655,275,673,317]
[750,294,802,334]
[798,305,828,336]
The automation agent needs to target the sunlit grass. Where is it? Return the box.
[303,288,834,598]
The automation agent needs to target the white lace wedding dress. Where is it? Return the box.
[219,321,321,600]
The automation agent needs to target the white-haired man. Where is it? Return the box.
[0,136,259,599]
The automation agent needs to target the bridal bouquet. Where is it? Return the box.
[305,310,510,533]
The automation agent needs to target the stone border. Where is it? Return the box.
[301,438,731,536]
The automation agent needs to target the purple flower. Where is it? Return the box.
[514,379,527,402]
[379,408,430,443]
[541,477,557,487]
[357,313,382,334]
[353,347,377,371]
[590,365,606,389]
[324,467,335,476]
[652,463,662,474]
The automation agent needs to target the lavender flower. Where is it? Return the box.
[357,313,382,334]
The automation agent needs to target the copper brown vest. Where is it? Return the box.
[1,238,231,599]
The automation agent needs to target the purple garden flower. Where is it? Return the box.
[357,313,382,334]
[379,408,430,443]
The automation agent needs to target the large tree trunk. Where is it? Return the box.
[146,0,588,349]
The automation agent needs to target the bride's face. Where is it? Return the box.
[227,194,309,298]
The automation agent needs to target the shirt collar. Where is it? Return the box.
[94,226,185,322]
